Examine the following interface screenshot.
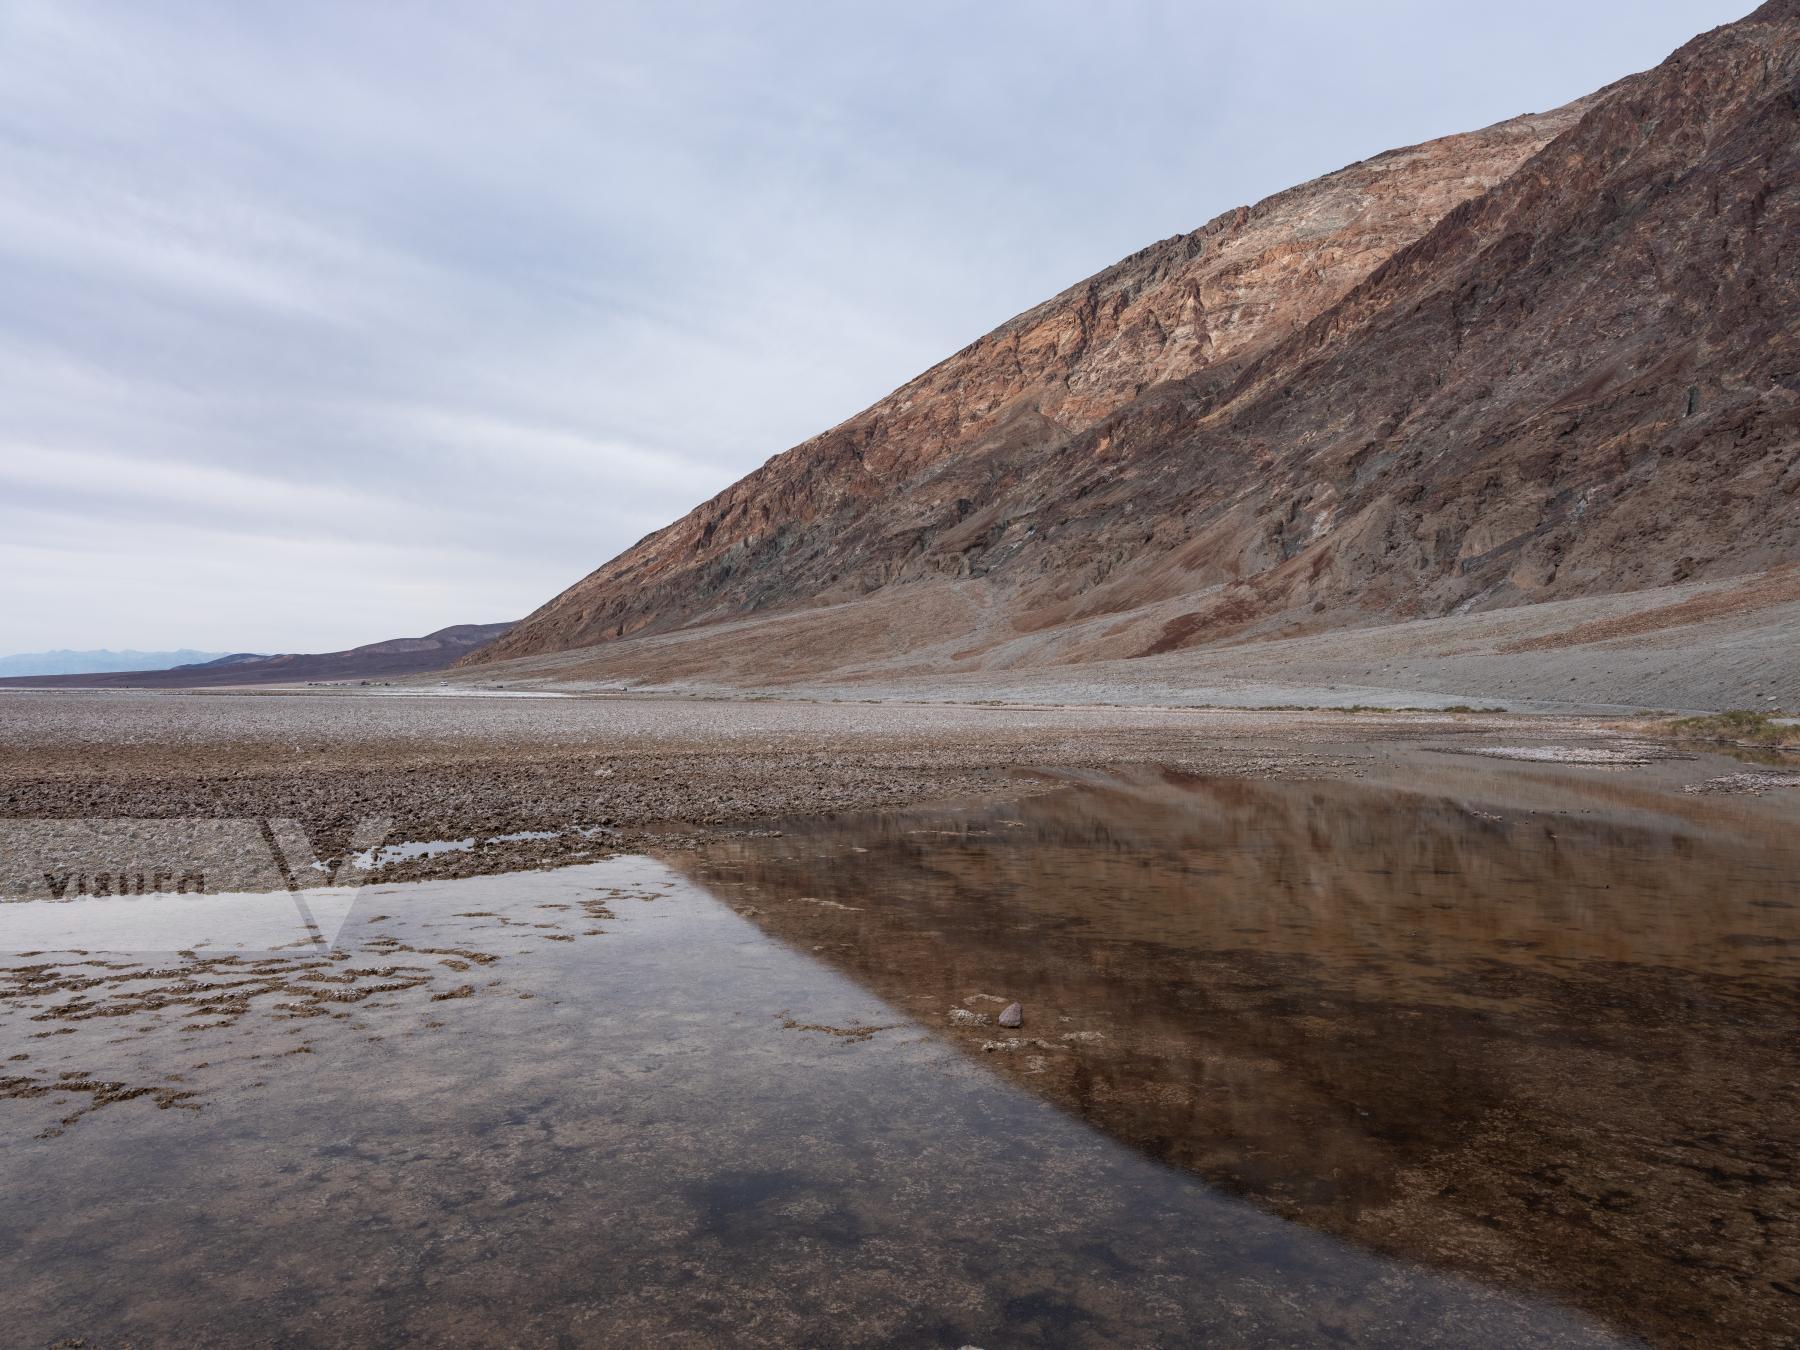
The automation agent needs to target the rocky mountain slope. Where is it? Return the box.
[470,3,1798,681]
[2,623,514,689]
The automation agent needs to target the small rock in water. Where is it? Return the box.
[998,1002,1023,1028]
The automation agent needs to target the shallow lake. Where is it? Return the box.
[2,760,1795,1346]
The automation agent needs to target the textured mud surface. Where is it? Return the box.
[0,688,1724,887]
[0,688,1480,883]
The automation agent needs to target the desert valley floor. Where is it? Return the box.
[1,687,1797,1345]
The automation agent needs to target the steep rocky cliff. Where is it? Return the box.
[471,2,1798,673]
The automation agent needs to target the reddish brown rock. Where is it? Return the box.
[470,3,1799,678]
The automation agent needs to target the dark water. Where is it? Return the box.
[1,759,1795,1346]
[685,760,1800,1348]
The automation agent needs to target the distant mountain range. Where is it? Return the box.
[0,624,515,689]
[467,3,1800,690]
[0,649,237,678]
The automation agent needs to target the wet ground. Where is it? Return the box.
[0,753,1796,1345]
[0,688,1383,881]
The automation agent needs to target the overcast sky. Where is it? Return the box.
[0,0,1753,654]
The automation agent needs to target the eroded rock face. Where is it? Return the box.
[472,2,1799,672]
[1086,0,1800,648]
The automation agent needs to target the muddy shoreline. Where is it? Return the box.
[4,689,1793,887]
[0,690,1451,878]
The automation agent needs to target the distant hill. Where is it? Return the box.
[0,648,236,678]
[186,653,275,668]
[0,624,515,689]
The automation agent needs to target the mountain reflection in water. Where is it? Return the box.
[681,763,1800,1348]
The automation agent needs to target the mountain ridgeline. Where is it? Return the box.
[469,3,1800,679]
[2,624,516,689]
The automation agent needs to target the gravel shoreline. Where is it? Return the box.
[0,688,1782,886]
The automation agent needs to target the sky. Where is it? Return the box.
[0,0,1755,654]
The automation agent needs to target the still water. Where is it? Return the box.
[2,759,1795,1346]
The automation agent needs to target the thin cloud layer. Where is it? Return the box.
[0,0,1750,652]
